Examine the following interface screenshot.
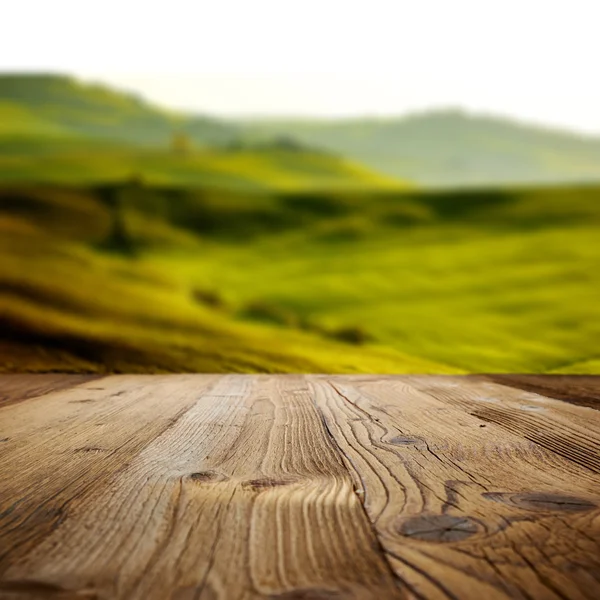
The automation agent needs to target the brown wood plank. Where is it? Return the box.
[476,374,600,411]
[408,375,600,475]
[0,374,101,409]
[0,374,219,578]
[0,375,402,600]
[311,375,600,600]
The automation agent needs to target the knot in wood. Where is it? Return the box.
[482,491,597,512]
[397,514,479,542]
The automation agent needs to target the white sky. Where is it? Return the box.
[2,0,600,133]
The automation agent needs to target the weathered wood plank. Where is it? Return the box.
[0,374,101,409]
[0,375,402,600]
[477,375,600,411]
[408,375,600,475]
[311,375,600,600]
[0,374,219,577]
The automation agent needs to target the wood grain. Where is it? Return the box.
[409,376,600,475]
[477,375,600,411]
[1,375,599,600]
[0,375,402,600]
[0,375,219,577]
[311,375,600,600]
[0,374,100,409]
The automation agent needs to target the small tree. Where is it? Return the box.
[95,184,136,255]
[273,136,303,152]
[171,131,192,155]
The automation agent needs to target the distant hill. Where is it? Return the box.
[0,74,237,146]
[239,110,600,187]
[0,75,407,190]
[4,74,600,188]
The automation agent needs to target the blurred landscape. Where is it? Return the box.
[1,73,599,374]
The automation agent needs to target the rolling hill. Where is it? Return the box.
[0,74,236,146]
[0,180,598,374]
[0,73,598,374]
[0,74,406,190]
[239,110,600,187]
[4,74,600,188]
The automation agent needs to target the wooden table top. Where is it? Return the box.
[1,374,599,599]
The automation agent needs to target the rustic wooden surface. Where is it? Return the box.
[0,375,599,600]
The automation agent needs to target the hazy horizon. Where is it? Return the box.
[4,70,600,140]
[69,73,600,137]
[2,0,600,134]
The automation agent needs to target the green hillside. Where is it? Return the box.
[0,143,404,191]
[0,74,236,146]
[1,181,598,373]
[240,110,600,187]
[5,74,600,189]
[0,75,407,190]
[0,73,598,374]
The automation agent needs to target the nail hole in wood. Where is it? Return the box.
[189,471,228,483]
[74,447,108,454]
[243,478,292,491]
[389,436,423,446]
[0,580,97,598]
[269,589,344,599]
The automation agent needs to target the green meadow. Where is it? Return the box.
[1,179,599,374]
[0,74,599,374]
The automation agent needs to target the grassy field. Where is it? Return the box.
[0,138,404,191]
[1,74,598,374]
[1,180,598,373]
